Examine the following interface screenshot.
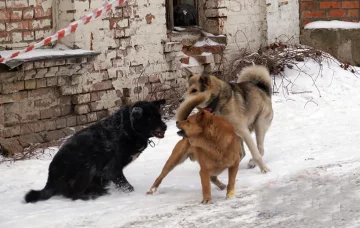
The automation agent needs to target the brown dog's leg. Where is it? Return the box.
[226,163,239,198]
[146,139,190,195]
[210,176,226,190]
[200,169,212,204]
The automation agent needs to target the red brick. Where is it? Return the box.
[72,93,91,104]
[1,125,21,137]
[87,113,98,122]
[6,21,29,31]
[74,104,90,115]
[20,122,45,134]
[45,120,56,131]
[0,10,10,21]
[61,105,72,116]
[19,133,44,147]
[23,8,34,19]
[10,10,22,20]
[30,19,51,29]
[342,1,359,8]
[34,7,52,18]
[348,9,359,17]
[300,2,317,9]
[3,81,25,94]
[328,9,346,17]
[0,31,10,41]
[56,118,67,129]
[319,2,340,9]
[91,81,113,91]
[302,10,325,18]
[66,116,77,127]
[40,107,61,119]
[23,31,34,41]
[77,115,88,125]
[6,0,28,8]
[91,92,100,101]
[25,80,36,90]
[36,78,47,88]
[28,88,51,98]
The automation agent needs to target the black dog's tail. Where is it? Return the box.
[25,185,55,203]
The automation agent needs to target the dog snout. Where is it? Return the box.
[179,98,184,103]
[176,121,179,125]
[162,122,167,131]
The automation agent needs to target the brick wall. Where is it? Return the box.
[0,0,54,49]
[300,0,360,27]
[0,55,114,155]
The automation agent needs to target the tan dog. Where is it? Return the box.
[147,108,242,204]
[177,65,273,173]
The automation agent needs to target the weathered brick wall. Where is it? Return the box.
[0,56,113,154]
[0,0,54,49]
[300,0,360,27]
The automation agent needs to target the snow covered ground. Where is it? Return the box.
[1,59,360,228]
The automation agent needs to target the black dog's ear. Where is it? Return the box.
[131,107,143,119]
[152,99,166,110]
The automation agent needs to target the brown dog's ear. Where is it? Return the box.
[195,107,205,122]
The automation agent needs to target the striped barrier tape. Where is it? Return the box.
[0,0,127,64]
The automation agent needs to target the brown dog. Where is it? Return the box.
[147,108,242,203]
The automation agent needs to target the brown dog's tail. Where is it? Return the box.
[176,94,206,121]
[237,65,272,96]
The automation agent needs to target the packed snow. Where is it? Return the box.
[305,20,360,29]
[193,38,223,47]
[1,59,360,227]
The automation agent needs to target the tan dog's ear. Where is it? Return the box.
[196,108,205,122]
[200,73,211,87]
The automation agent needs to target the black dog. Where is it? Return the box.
[174,4,197,27]
[24,100,167,203]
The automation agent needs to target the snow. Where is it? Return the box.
[174,26,186,31]
[180,56,199,68]
[305,20,360,29]
[201,31,226,37]
[200,52,212,56]
[1,59,360,227]
[193,38,223,47]
[0,43,96,60]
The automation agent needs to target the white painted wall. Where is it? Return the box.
[266,0,300,44]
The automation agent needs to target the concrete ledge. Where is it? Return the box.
[300,28,360,66]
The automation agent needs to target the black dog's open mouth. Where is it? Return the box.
[177,129,186,137]
[152,130,165,138]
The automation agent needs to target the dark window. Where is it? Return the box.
[166,0,198,30]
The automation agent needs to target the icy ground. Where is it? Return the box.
[1,60,360,228]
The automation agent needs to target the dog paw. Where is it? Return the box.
[201,198,212,204]
[247,159,257,169]
[119,184,134,193]
[226,190,235,198]
[260,166,270,174]
[218,184,226,191]
[146,187,157,195]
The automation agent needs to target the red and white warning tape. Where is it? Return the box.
[0,0,127,64]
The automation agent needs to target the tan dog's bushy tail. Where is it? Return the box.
[176,94,206,121]
[237,65,272,96]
